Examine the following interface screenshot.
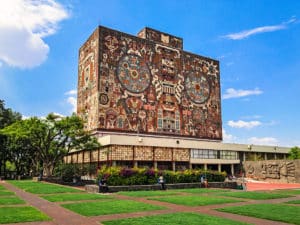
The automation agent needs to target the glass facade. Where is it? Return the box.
[220,150,238,160]
[191,149,238,160]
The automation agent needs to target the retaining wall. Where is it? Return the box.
[85,182,237,193]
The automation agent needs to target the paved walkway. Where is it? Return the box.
[246,181,300,191]
[1,181,300,225]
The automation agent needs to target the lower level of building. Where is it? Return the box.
[64,132,290,176]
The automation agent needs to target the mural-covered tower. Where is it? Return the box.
[77,26,222,140]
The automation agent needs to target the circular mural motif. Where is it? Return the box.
[117,54,151,93]
[185,72,210,104]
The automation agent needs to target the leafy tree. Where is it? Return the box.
[0,100,22,177]
[288,146,300,159]
[1,113,100,177]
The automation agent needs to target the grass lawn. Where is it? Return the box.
[118,190,180,197]
[217,203,300,225]
[102,212,250,225]
[62,199,166,216]
[174,188,229,194]
[218,191,292,200]
[273,189,300,195]
[9,180,83,194]
[0,190,15,196]
[285,200,300,204]
[0,206,50,224]
[42,193,113,202]
[0,196,25,205]
[0,185,5,190]
[148,195,241,206]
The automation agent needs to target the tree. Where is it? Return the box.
[1,113,100,176]
[288,146,300,159]
[0,100,22,177]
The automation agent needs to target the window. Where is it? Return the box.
[220,151,238,160]
[191,149,218,159]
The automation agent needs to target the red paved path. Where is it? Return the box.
[246,181,300,191]
[1,181,300,225]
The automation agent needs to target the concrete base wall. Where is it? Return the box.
[243,159,300,183]
[85,182,237,193]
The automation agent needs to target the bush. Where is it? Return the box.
[54,163,96,182]
[97,166,226,186]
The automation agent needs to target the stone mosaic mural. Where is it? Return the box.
[244,160,300,183]
[77,26,222,140]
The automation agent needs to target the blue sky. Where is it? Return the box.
[0,0,299,147]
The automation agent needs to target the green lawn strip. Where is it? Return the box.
[117,190,180,197]
[41,193,113,202]
[217,191,292,200]
[285,200,300,204]
[217,203,300,225]
[62,199,166,216]
[174,188,230,194]
[272,189,300,195]
[0,185,5,190]
[9,180,83,194]
[0,190,15,196]
[0,196,25,205]
[148,195,242,206]
[102,212,250,225]
[0,206,51,224]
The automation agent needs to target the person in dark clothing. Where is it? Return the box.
[99,177,108,193]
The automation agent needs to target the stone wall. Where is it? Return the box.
[66,145,192,163]
[85,182,237,193]
[243,159,300,183]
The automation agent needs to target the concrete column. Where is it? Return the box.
[204,164,207,171]
[254,152,257,161]
[154,161,157,170]
[218,164,221,172]
[284,154,286,160]
[172,161,176,171]
[274,153,277,160]
[264,153,267,160]
[231,164,234,175]
[134,161,138,168]
[112,161,116,167]
[243,152,246,161]
[189,163,192,170]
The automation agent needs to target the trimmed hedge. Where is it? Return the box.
[97,167,226,186]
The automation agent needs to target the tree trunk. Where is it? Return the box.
[43,163,54,177]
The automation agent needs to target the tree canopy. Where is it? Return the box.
[1,113,100,176]
[288,146,300,159]
[0,100,22,177]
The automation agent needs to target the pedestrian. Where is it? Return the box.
[158,175,166,190]
[99,177,108,193]
[200,175,204,188]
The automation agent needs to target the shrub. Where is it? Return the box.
[97,166,226,186]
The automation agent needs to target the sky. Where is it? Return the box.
[0,0,299,147]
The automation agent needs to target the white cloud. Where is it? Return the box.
[222,88,263,99]
[222,130,237,143]
[65,89,77,113]
[52,112,65,118]
[247,137,279,146]
[222,17,297,40]
[228,120,262,129]
[0,0,69,68]
[65,89,77,95]
[67,96,77,113]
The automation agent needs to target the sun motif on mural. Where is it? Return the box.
[185,72,210,104]
[117,54,151,93]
